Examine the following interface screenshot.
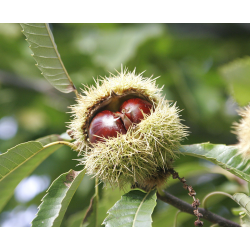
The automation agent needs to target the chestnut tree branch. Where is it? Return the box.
[157,190,240,227]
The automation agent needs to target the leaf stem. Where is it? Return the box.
[173,210,181,227]
[95,177,99,227]
[45,141,78,151]
[202,191,234,210]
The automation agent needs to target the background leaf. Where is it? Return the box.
[220,57,250,106]
[20,23,76,94]
[233,193,250,226]
[181,143,250,183]
[103,189,157,227]
[0,141,64,213]
[32,169,85,227]
[75,24,164,70]
[233,193,250,216]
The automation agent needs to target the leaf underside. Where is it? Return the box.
[20,23,76,94]
[103,189,157,227]
[32,169,86,227]
[181,143,250,183]
[0,136,69,213]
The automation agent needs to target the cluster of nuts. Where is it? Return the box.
[89,98,152,143]
[69,69,188,189]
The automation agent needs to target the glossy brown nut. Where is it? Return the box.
[119,98,152,124]
[89,110,126,143]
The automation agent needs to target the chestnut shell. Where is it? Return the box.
[88,110,126,144]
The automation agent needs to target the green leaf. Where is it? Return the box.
[233,193,250,216]
[233,193,250,227]
[32,169,86,227]
[20,23,76,94]
[0,141,63,212]
[103,189,157,227]
[181,143,250,183]
[220,57,250,106]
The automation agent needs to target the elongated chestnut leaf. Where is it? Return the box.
[181,143,250,183]
[0,141,63,213]
[103,189,157,227]
[20,23,76,94]
[32,169,86,227]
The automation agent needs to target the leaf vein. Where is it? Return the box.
[23,32,49,37]
[22,24,45,28]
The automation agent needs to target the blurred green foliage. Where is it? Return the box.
[0,23,249,227]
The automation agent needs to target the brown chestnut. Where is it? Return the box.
[119,98,152,124]
[89,110,126,144]
[89,98,152,143]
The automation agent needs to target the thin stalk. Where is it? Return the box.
[173,210,181,227]
[45,141,78,151]
[73,89,80,99]
[95,177,99,227]
[202,191,234,210]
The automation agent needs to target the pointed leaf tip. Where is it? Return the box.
[20,23,76,94]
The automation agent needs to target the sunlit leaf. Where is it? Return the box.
[0,141,63,212]
[103,189,157,227]
[220,57,250,106]
[20,23,76,94]
[32,169,85,227]
[181,143,250,183]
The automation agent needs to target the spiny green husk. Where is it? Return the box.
[83,100,187,189]
[233,104,250,161]
[69,68,188,189]
[68,68,162,152]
